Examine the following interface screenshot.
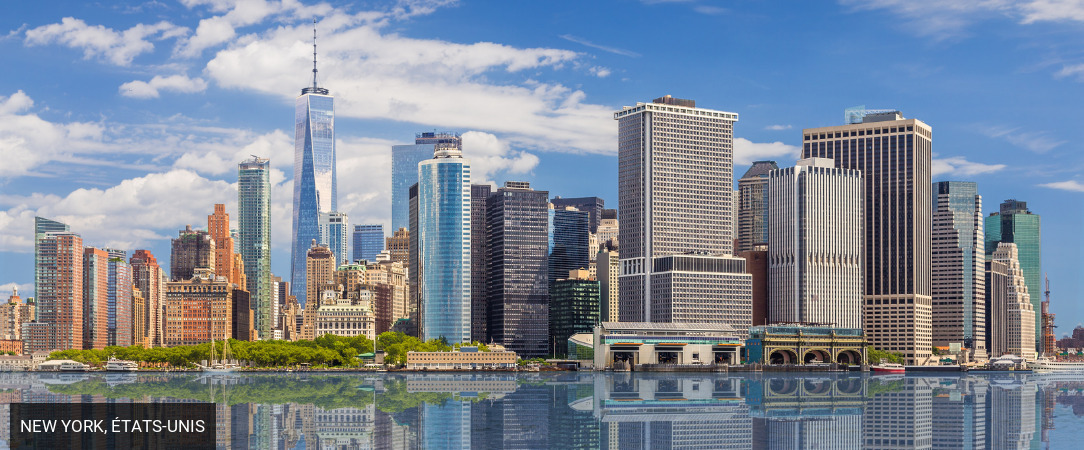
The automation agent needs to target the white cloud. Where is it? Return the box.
[461,131,540,184]
[0,90,109,178]
[979,125,1066,153]
[1039,180,1084,192]
[932,156,1006,177]
[174,0,335,58]
[764,124,792,131]
[558,34,641,57]
[120,74,208,98]
[0,283,32,300]
[1019,0,1084,23]
[1055,63,1084,81]
[24,17,186,66]
[733,138,799,166]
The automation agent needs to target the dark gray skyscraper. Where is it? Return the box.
[932,181,986,360]
[802,108,933,364]
[486,181,550,357]
[550,196,604,233]
[239,156,272,339]
[736,161,777,253]
[547,206,590,287]
[470,183,491,342]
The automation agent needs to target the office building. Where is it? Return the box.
[548,205,590,287]
[82,247,109,350]
[130,249,165,347]
[311,290,376,340]
[34,217,69,301]
[290,53,337,310]
[596,213,618,250]
[615,95,741,325]
[352,224,384,263]
[163,269,234,347]
[363,259,408,334]
[385,228,409,264]
[549,269,600,357]
[470,184,491,342]
[232,288,255,342]
[239,157,272,339]
[985,199,1041,351]
[409,183,420,329]
[301,242,335,341]
[739,247,769,327]
[486,181,549,357]
[622,254,752,327]
[28,224,83,352]
[597,250,620,323]
[737,161,778,253]
[319,211,349,266]
[802,108,933,364]
[1,289,34,341]
[132,287,145,347]
[417,143,471,343]
[932,181,987,360]
[767,158,863,328]
[208,204,237,285]
[169,225,215,282]
[550,196,605,233]
[392,132,461,232]
[987,243,1036,360]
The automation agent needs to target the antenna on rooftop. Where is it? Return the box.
[312,19,318,89]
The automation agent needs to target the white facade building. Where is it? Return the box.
[987,243,1036,360]
[319,211,350,266]
[768,158,863,328]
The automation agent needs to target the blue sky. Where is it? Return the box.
[1,0,1083,334]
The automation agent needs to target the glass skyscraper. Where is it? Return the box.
[985,199,1041,349]
[932,181,986,359]
[239,157,272,339]
[417,143,471,343]
[290,81,336,308]
[318,211,348,266]
[548,206,590,287]
[392,132,461,233]
[352,224,385,263]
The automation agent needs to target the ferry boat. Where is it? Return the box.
[871,363,905,374]
[105,357,139,372]
[59,361,89,372]
[1030,357,1084,372]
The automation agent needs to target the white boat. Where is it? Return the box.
[199,337,239,373]
[59,361,89,372]
[871,363,905,374]
[1030,357,1084,372]
[105,357,138,372]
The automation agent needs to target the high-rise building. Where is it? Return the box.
[548,206,590,288]
[239,157,272,339]
[290,42,336,309]
[417,143,471,343]
[163,268,234,347]
[363,259,408,334]
[28,223,83,352]
[1,289,34,341]
[319,211,349,266]
[104,248,132,347]
[486,181,550,357]
[82,247,110,350]
[549,269,599,357]
[550,197,605,233]
[352,224,384,263]
[470,184,491,343]
[737,161,778,253]
[615,95,742,326]
[170,225,215,282]
[408,183,420,330]
[739,247,769,327]
[392,132,462,232]
[130,249,164,347]
[232,288,254,342]
[932,181,987,360]
[767,158,863,328]
[985,199,1041,351]
[305,242,336,317]
[802,108,933,364]
[34,217,69,305]
[987,243,1036,360]
[132,287,145,346]
[208,204,237,285]
[385,228,409,264]
[596,213,618,250]
[597,250,620,323]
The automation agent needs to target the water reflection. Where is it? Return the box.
[0,371,1081,449]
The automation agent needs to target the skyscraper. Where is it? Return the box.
[392,132,462,232]
[239,156,272,339]
[290,30,336,309]
[985,199,1041,351]
[352,224,384,263]
[28,221,83,352]
[319,211,349,266]
[470,184,491,343]
[208,204,237,285]
[802,108,933,364]
[130,249,164,347]
[987,243,1036,360]
[932,181,986,360]
[549,269,599,357]
[34,217,69,303]
[597,249,620,323]
[386,227,409,264]
[486,181,550,357]
[170,224,215,281]
[768,158,863,328]
[550,196,605,233]
[104,248,132,347]
[736,161,778,253]
[82,247,109,350]
[615,95,743,326]
[301,242,335,341]
[417,143,471,343]
[548,206,590,288]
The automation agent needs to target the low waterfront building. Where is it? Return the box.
[0,339,23,355]
[745,324,866,365]
[0,355,37,371]
[405,348,517,370]
[591,322,744,369]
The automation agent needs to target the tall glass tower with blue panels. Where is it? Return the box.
[417,143,471,343]
[239,157,272,339]
[548,206,590,287]
[290,57,335,308]
[391,132,461,233]
[985,199,1041,350]
[352,224,384,263]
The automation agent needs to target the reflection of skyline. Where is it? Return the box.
[0,372,1081,449]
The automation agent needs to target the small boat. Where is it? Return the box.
[198,337,239,373]
[871,363,905,374]
[59,361,89,372]
[105,357,139,372]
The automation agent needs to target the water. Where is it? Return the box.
[1,371,1083,449]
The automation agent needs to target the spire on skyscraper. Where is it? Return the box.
[302,18,329,96]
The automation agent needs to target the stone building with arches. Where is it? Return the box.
[746,325,866,365]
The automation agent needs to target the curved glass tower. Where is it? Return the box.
[290,83,336,308]
[417,143,471,343]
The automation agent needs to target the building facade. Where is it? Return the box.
[985,199,1041,351]
[170,225,215,282]
[302,243,336,341]
[82,247,110,350]
[208,204,237,286]
[1,289,34,341]
[932,181,987,360]
[550,196,605,233]
[615,95,739,325]
[597,250,620,323]
[470,184,491,343]
[802,109,933,364]
[767,158,863,329]
[239,157,272,339]
[319,211,349,266]
[352,224,384,263]
[385,228,409,264]
[550,270,600,358]
[417,143,472,343]
[987,243,1036,360]
[739,247,769,327]
[163,269,233,347]
[291,77,336,309]
[548,206,590,287]
[737,161,778,253]
[628,254,752,329]
[28,224,83,352]
[392,132,461,232]
[486,182,550,357]
[311,290,376,340]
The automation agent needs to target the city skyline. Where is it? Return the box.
[1,1,1083,332]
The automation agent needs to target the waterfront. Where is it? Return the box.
[1,371,1083,449]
